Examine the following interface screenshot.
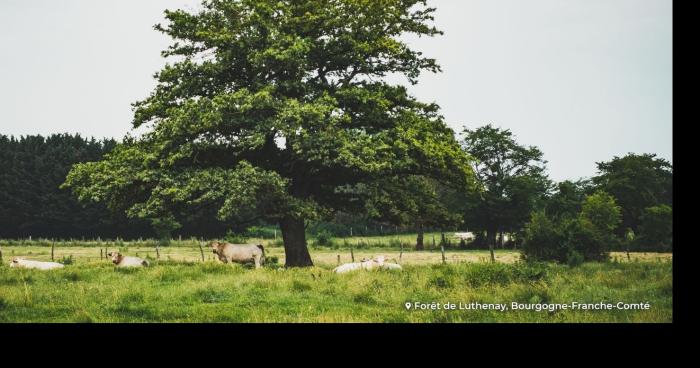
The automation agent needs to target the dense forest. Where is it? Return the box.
[0,134,237,239]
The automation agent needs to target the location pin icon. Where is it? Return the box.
[405,302,412,310]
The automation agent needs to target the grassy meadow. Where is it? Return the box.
[0,236,673,323]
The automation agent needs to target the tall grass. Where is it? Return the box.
[0,258,672,323]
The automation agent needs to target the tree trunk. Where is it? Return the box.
[279,216,314,268]
[487,230,496,263]
[416,223,424,251]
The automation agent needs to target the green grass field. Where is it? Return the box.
[0,237,673,323]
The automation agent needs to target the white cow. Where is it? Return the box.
[9,257,65,270]
[454,232,476,241]
[333,255,402,274]
[209,241,265,269]
[108,252,149,268]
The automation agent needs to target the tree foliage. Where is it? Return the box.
[361,175,466,249]
[522,191,621,264]
[62,0,473,267]
[544,179,594,220]
[460,124,550,255]
[636,204,672,251]
[0,134,153,239]
[592,153,672,233]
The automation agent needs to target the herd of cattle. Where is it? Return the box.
[6,241,403,274]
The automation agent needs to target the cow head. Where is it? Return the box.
[372,255,386,265]
[9,257,21,267]
[209,241,222,254]
[107,252,123,265]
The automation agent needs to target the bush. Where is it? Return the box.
[521,211,569,263]
[565,218,610,262]
[314,230,335,247]
[522,191,621,264]
[565,249,584,267]
[572,191,621,261]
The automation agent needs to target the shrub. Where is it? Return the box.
[572,191,621,261]
[523,192,621,264]
[521,211,569,263]
[566,249,584,267]
[565,218,609,262]
[314,230,334,247]
[59,255,74,265]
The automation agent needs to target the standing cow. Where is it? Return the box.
[108,252,149,268]
[210,241,265,269]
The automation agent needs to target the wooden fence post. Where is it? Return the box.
[155,244,160,260]
[441,244,446,264]
[0,246,3,263]
[350,245,355,263]
[198,240,205,262]
[337,254,340,265]
[100,249,103,259]
[51,239,55,261]
[399,242,403,261]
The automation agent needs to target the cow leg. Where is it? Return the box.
[254,256,261,269]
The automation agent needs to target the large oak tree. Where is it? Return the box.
[63,0,473,267]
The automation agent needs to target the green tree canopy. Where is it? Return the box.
[63,0,473,267]
[578,191,622,234]
[522,191,621,265]
[362,175,465,249]
[460,124,550,261]
[544,179,594,220]
[592,153,672,233]
[636,204,672,251]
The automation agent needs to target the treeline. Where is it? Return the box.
[313,125,673,257]
[0,132,672,257]
[0,134,233,239]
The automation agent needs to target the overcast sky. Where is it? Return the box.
[0,0,672,182]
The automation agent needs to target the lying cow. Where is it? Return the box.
[9,257,65,270]
[210,241,265,269]
[333,255,402,274]
[108,252,149,268]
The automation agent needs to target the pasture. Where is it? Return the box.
[0,237,673,323]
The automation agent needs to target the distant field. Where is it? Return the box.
[0,236,672,266]
[0,237,673,323]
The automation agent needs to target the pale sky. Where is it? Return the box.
[0,0,672,182]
